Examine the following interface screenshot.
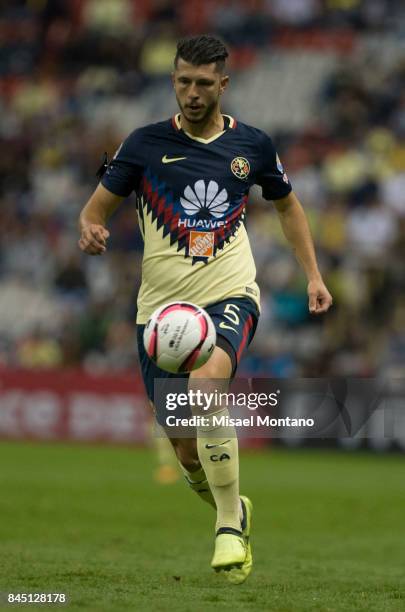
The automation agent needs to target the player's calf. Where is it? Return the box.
[195,407,241,532]
[170,436,216,508]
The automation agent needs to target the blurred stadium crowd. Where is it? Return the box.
[0,0,404,380]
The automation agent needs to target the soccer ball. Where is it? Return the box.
[143,302,216,373]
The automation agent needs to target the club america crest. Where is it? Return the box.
[231,157,250,179]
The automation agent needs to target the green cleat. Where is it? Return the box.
[226,496,253,584]
[211,529,246,572]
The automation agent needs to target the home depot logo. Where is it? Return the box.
[189,231,214,257]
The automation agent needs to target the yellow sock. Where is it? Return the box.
[196,408,241,532]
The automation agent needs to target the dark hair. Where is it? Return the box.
[174,35,229,72]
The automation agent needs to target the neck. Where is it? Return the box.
[180,107,224,139]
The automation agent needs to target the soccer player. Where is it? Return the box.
[78,35,332,584]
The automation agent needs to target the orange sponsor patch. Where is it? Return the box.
[189,231,214,258]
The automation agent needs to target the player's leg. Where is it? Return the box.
[168,381,252,584]
[188,345,247,572]
[188,346,241,533]
[197,297,258,581]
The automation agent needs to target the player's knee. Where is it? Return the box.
[188,349,232,416]
[170,437,200,472]
[190,345,232,381]
[191,363,218,380]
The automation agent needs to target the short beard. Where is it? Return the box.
[176,97,218,124]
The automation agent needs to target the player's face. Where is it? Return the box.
[172,59,229,124]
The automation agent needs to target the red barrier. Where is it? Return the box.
[0,368,150,444]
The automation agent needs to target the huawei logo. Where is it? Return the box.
[180,180,229,219]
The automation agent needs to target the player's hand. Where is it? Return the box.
[307,279,333,314]
[78,224,110,255]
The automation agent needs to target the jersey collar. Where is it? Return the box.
[172,113,237,144]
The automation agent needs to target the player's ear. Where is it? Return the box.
[219,75,229,95]
[171,72,176,88]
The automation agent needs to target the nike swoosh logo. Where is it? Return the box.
[219,322,239,334]
[205,440,231,449]
[162,154,187,164]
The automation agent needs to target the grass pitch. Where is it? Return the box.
[0,442,404,611]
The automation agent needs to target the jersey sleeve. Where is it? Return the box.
[256,132,292,201]
[101,128,145,197]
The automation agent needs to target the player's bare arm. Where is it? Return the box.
[78,184,123,255]
[273,191,333,315]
